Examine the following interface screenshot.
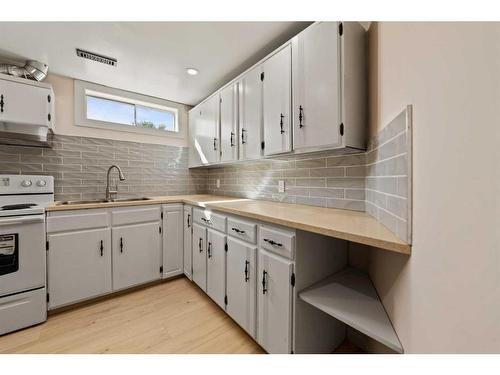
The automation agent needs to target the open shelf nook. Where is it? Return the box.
[299,267,403,353]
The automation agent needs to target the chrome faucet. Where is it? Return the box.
[106,165,126,201]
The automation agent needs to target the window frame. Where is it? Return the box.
[74,80,182,138]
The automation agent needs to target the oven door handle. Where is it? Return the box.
[0,216,44,226]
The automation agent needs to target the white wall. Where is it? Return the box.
[45,74,190,147]
[367,22,500,353]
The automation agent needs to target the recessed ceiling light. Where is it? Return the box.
[186,68,199,76]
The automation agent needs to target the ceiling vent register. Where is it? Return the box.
[76,49,117,67]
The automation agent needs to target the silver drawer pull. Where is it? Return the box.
[263,238,283,247]
[231,227,246,234]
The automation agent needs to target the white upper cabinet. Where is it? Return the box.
[292,22,341,150]
[293,22,367,152]
[188,111,202,168]
[187,22,366,167]
[238,65,263,161]
[220,83,238,163]
[0,76,53,128]
[262,45,292,156]
[190,95,220,165]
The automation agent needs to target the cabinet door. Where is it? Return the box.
[195,96,220,165]
[292,22,342,150]
[238,65,263,161]
[162,205,183,279]
[257,249,293,354]
[0,79,52,127]
[220,83,238,162]
[192,223,207,291]
[112,222,161,291]
[226,237,257,337]
[188,110,202,167]
[263,45,292,156]
[47,228,111,309]
[183,206,193,280]
[206,229,226,309]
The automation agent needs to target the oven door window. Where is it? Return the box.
[0,234,19,276]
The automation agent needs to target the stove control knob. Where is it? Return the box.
[21,179,32,187]
[37,180,47,187]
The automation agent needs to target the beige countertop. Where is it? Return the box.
[47,194,411,255]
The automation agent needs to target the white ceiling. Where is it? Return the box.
[0,22,311,105]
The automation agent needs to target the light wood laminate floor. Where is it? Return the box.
[0,278,265,354]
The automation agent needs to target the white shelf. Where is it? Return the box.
[299,267,403,353]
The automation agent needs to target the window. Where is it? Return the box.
[75,80,181,136]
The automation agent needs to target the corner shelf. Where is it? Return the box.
[298,267,403,353]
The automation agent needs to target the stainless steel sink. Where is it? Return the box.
[111,197,152,202]
[57,197,152,205]
[57,199,108,205]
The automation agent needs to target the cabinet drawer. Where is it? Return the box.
[227,217,257,244]
[47,210,109,233]
[193,208,226,233]
[259,225,295,260]
[111,206,161,226]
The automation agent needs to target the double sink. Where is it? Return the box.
[56,197,152,206]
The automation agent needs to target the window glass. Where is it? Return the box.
[136,105,175,131]
[86,96,135,126]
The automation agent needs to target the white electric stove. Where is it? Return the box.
[0,175,54,336]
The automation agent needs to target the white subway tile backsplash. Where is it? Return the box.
[0,134,208,200]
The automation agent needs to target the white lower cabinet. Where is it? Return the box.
[162,204,184,278]
[226,237,257,337]
[183,205,193,280]
[192,222,207,291]
[47,227,112,309]
[112,221,162,291]
[206,228,226,309]
[257,249,294,354]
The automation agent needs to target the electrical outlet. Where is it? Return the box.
[216,179,220,188]
[278,180,285,193]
